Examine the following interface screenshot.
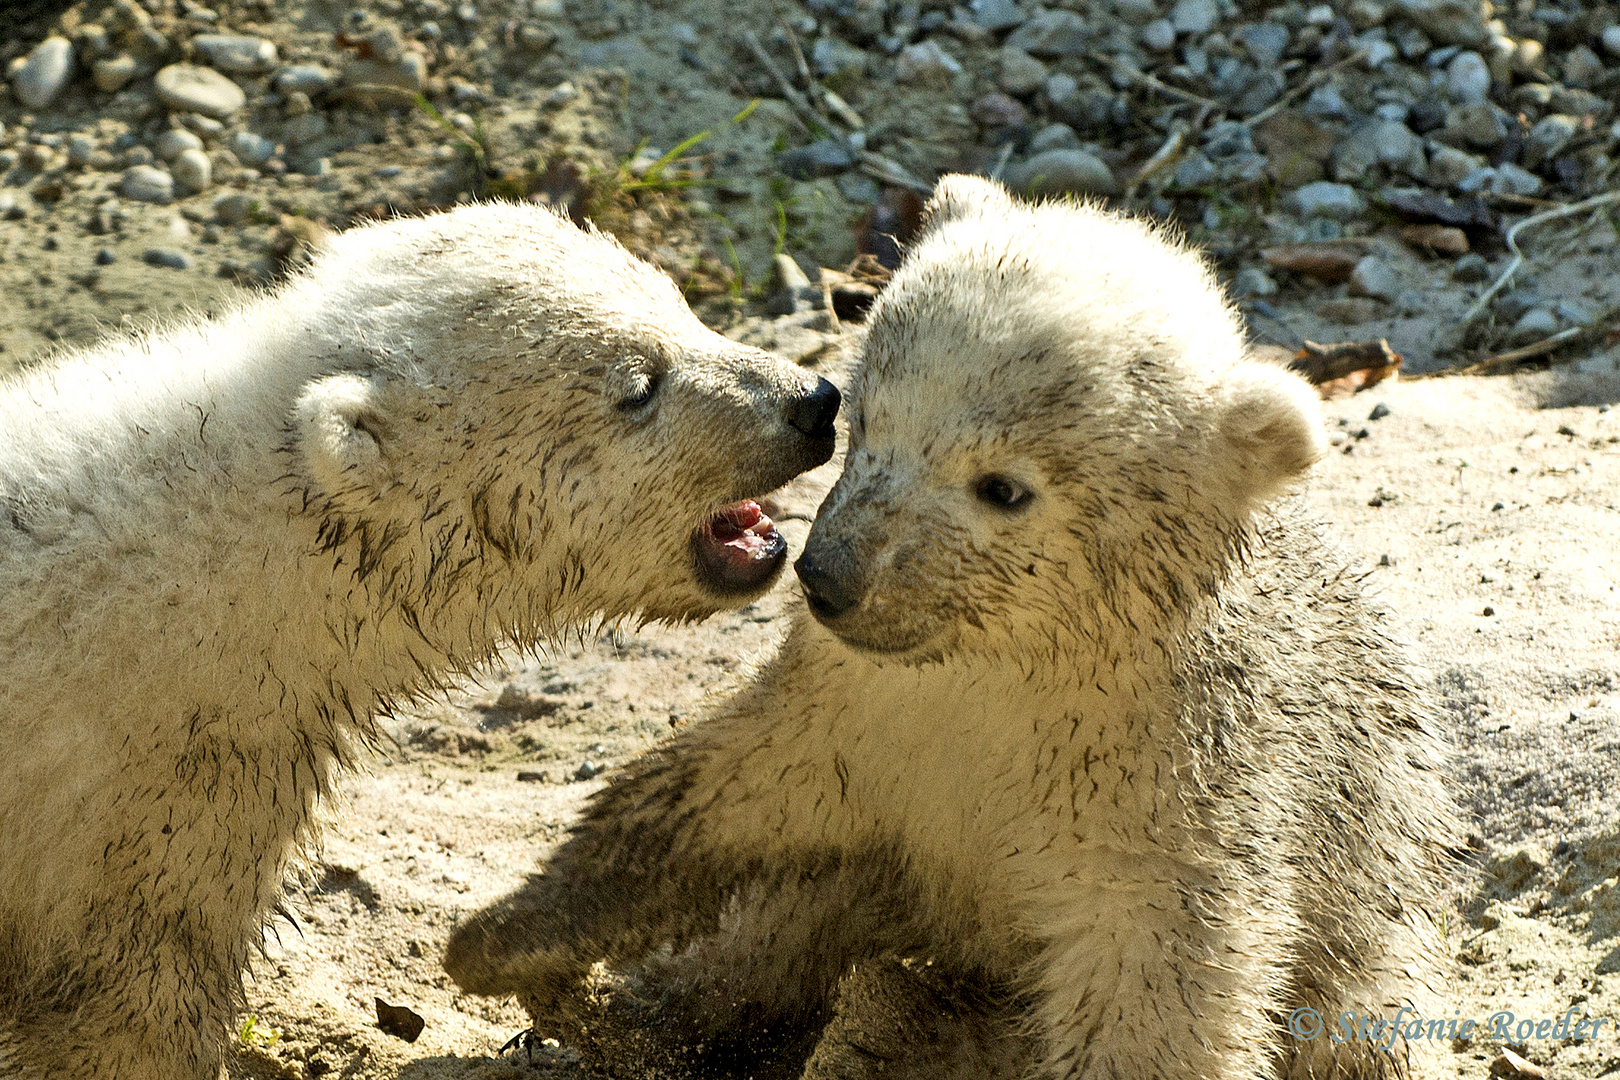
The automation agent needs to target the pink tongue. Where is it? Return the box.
[710,501,776,556]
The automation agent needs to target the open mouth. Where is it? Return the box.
[692,499,788,596]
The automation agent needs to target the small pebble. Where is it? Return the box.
[95,248,117,265]
[1481,606,1495,616]
[120,165,175,203]
[155,129,204,161]
[190,33,278,74]
[142,247,193,270]
[575,760,605,781]
[1452,252,1489,282]
[92,54,138,92]
[1368,402,1391,421]
[170,147,212,193]
[230,131,277,167]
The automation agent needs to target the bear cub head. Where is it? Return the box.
[796,175,1325,662]
[288,202,840,630]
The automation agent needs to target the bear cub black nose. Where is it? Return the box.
[787,378,841,440]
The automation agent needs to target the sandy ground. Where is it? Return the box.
[186,350,1620,1080]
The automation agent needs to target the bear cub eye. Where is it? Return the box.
[975,474,1034,511]
[617,370,662,412]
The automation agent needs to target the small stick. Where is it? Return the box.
[1086,51,1220,111]
[1458,189,1620,328]
[740,31,834,136]
[781,24,832,126]
[1125,120,1188,198]
[989,141,1015,181]
[1452,328,1582,375]
[1241,48,1368,129]
[858,150,934,195]
[821,87,866,130]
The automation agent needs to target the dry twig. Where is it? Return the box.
[1458,189,1620,328]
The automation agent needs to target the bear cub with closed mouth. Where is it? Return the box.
[445,176,1459,1080]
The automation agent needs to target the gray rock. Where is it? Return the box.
[1455,165,1495,192]
[1140,18,1176,50]
[1043,72,1080,109]
[178,114,226,139]
[1451,251,1489,282]
[1288,181,1367,220]
[282,112,328,146]
[120,165,174,203]
[1332,123,1381,181]
[1374,119,1426,176]
[1302,82,1351,118]
[213,192,258,224]
[230,131,277,167]
[894,40,962,82]
[96,248,117,265]
[1006,10,1090,57]
[1556,299,1596,325]
[156,128,203,161]
[155,64,247,120]
[1350,255,1401,300]
[1602,25,1620,58]
[1201,121,1255,159]
[1233,267,1278,297]
[777,138,856,179]
[1028,122,1080,153]
[1562,45,1603,88]
[1171,151,1217,189]
[170,147,211,193]
[1445,50,1490,103]
[1169,0,1218,34]
[1445,102,1507,147]
[1523,114,1578,168]
[1425,141,1484,188]
[835,172,880,203]
[274,64,338,95]
[92,54,139,92]
[1235,22,1291,66]
[1368,401,1391,420]
[998,45,1048,96]
[1003,148,1118,195]
[971,91,1028,127]
[575,760,605,781]
[969,0,1027,32]
[1111,0,1158,25]
[9,37,74,110]
[191,34,278,74]
[1490,161,1541,196]
[1393,0,1490,46]
[1509,306,1559,343]
[67,133,96,168]
[143,248,193,270]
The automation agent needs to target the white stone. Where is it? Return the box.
[230,131,277,167]
[156,128,204,161]
[1445,50,1490,103]
[121,164,175,203]
[190,34,278,74]
[155,64,247,120]
[8,37,74,110]
[170,147,212,193]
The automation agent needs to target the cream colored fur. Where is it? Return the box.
[0,201,836,1079]
[446,177,1461,1080]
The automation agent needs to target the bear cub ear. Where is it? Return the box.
[1212,360,1328,507]
[919,173,1016,237]
[293,372,399,498]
